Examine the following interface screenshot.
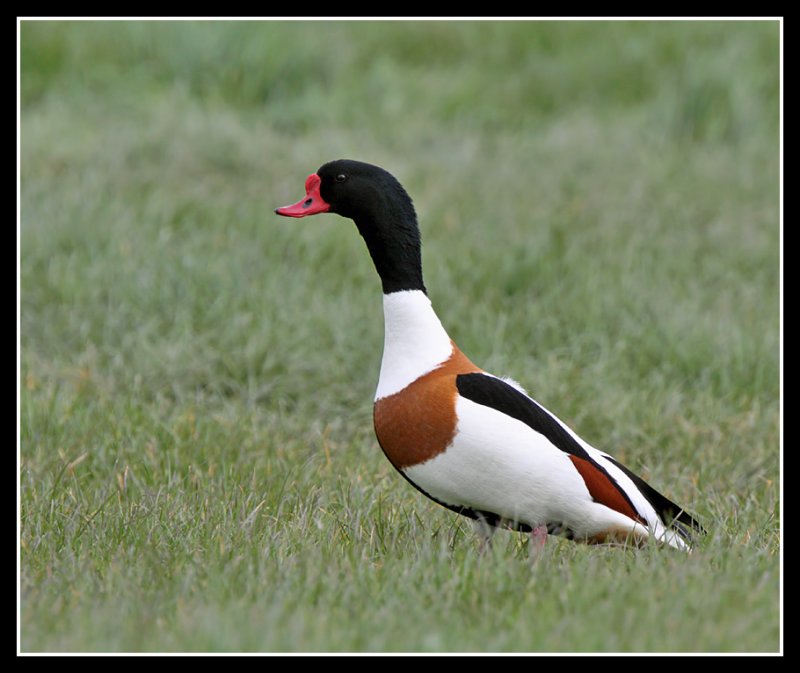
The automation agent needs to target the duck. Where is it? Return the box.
[276,159,704,552]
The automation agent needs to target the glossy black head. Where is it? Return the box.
[277,159,426,295]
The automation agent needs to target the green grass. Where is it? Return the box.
[20,19,780,653]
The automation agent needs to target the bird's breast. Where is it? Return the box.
[373,346,481,470]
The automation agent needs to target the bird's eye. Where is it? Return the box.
[335,174,347,183]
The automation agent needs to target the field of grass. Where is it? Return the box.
[19,20,780,653]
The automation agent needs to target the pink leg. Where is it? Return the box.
[529,524,548,559]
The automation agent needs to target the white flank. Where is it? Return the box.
[405,396,651,540]
[375,290,453,400]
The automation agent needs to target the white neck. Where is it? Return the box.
[374,290,453,400]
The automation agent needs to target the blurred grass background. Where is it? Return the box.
[20,19,780,653]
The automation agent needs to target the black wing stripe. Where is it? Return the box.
[455,373,640,516]
[455,372,704,541]
[456,373,592,460]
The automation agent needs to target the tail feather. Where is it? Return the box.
[604,456,706,548]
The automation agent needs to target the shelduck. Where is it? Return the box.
[276,159,704,551]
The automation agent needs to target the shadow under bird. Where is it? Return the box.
[276,159,704,552]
